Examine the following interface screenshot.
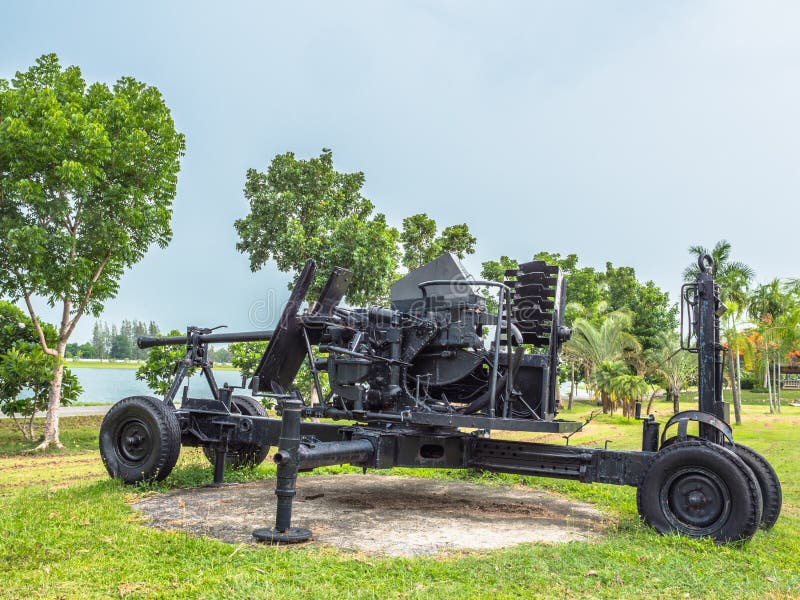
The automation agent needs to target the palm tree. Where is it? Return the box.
[748,280,800,414]
[645,331,696,414]
[565,311,641,413]
[610,374,650,419]
[685,240,754,423]
[591,361,628,415]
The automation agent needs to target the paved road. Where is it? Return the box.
[0,405,111,419]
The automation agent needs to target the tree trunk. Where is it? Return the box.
[736,350,742,402]
[672,386,680,414]
[765,357,775,414]
[646,388,656,415]
[776,361,781,414]
[35,340,67,450]
[567,363,575,411]
[728,347,742,425]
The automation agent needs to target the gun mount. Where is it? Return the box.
[100,252,782,545]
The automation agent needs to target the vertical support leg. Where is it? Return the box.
[252,397,312,543]
[209,387,233,487]
[212,446,227,485]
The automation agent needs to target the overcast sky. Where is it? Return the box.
[2,1,798,341]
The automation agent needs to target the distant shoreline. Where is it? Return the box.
[64,359,238,371]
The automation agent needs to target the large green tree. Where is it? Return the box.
[235,149,399,305]
[0,54,185,449]
[235,149,477,305]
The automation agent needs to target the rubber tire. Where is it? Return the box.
[202,395,270,469]
[731,444,782,529]
[662,436,782,529]
[100,396,181,484]
[637,439,762,543]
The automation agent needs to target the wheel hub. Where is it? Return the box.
[117,419,152,463]
[662,468,730,532]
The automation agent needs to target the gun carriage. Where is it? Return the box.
[99,253,782,544]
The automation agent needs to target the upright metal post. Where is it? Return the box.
[252,397,312,543]
[695,255,728,440]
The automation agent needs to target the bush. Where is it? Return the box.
[0,347,81,441]
[739,372,755,390]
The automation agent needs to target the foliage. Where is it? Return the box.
[564,311,641,375]
[229,341,268,381]
[0,53,184,448]
[400,214,476,271]
[684,240,755,305]
[644,331,696,413]
[601,262,677,350]
[479,256,518,312]
[235,149,478,306]
[228,341,328,404]
[533,252,603,324]
[64,342,95,359]
[565,311,642,413]
[235,149,400,305]
[135,330,194,396]
[609,373,649,419]
[0,346,81,440]
[89,319,158,361]
[211,345,231,364]
[590,360,629,415]
[0,300,57,353]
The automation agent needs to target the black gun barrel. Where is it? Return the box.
[137,329,274,349]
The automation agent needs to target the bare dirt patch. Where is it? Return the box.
[133,474,608,556]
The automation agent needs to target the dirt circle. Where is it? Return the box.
[133,475,607,556]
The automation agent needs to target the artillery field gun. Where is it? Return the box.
[99,253,782,544]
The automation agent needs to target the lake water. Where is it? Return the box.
[71,367,246,404]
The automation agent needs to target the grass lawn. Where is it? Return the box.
[0,402,798,599]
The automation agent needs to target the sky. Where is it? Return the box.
[2,1,799,341]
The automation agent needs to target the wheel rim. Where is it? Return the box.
[661,467,731,534]
[116,418,153,464]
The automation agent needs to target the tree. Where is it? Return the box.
[235,149,400,306]
[590,361,628,415]
[235,150,477,306]
[609,373,650,419]
[602,263,677,351]
[645,331,696,414]
[747,279,800,414]
[401,214,477,271]
[136,330,195,396]
[564,311,641,413]
[212,345,231,364]
[479,256,518,312]
[92,322,108,360]
[0,346,81,441]
[685,241,754,423]
[229,341,268,380]
[109,332,133,360]
[0,54,185,449]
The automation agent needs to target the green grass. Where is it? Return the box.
[1,404,799,599]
